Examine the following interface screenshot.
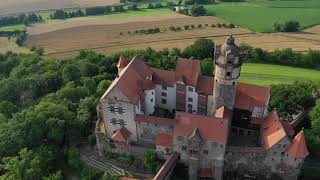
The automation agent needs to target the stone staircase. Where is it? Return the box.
[80,147,153,178]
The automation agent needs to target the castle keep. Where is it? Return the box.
[95,36,308,180]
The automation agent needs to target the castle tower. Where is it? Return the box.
[117,54,128,75]
[212,36,244,113]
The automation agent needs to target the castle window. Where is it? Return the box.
[281,152,285,156]
[118,107,125,114]
[188,98,193,102]
[188,104,192,109]
[273,151,277,155]
[188,87,194,92]
[203,150,208,155]
[161,92,167,97]
[232,82,236,86]
[182,146,187,151]
[226,72,231,77]
[162,85,167,90]
[119,119,126,127]
[150,98,153,102]
[162,99,167,104]
[108,106,115,113]
[110,118,117,125]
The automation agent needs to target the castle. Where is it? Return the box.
[95,36,309,180]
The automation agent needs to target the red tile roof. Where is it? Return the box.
[112,127,131,142]
[215,106,233,119]
[151,68,176,87]
[135,115,175,127]
[117,54,128,68]
[287,130,309,159]
[198,168,213,177]
[196,75,213,95]
[156,133,173,147]
[138,79,155,91]
[235,82,270,111]
[261,110,287,149]
[101,56,151,104]
[175,58,201,87]
[174,112,229,144]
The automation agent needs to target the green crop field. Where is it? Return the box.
[240,63,320,85]
[0,24,26,32]
[205,0,320,32]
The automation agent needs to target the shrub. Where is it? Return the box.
[88,134,96,146]
[221,23,227,27]
[85,6,106,15]
[197,24,202,28]
[190,5,207,17]
[154,3,162,8]
[184,25,190,30]
[128,3,138,11]
[228,23,235,28]
[169,26,176,31]
[127,31,131,34]
[147,3,154,9]
[176,27,182,31]
[211,24,216,28]
[190,24,195,29]
[154,28,160,33]
[217,23,222,28]
[205,24,208,27]
[147,28,154,34]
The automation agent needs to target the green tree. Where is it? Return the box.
[144,150,158,172]
[0,148,53,180]
[43,171,63,180]
[79,61,99,77]
[62,64,81,83]
[269,81,317,120]
[88,134,97,146]
[96,80,112,96]
[190,5,207,17]
[182,38,215,59]
[0,101,19,118]
[201,58,214,76]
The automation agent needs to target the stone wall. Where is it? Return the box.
[136,121,173,146]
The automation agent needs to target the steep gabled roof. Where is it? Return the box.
[156,133,173,147]
[112,127,131,142]
[151,68,176,87]
[261,110,287,149]
[117,54,128,68]
[174,112,229,144]
[287,130,309,159]
[101,56,152,104]
[215,106,233,119]
[175,58,201,87]
[235,82,271,111]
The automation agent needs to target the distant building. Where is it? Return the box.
[95,36,309,180]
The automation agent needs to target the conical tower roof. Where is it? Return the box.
[286,130,309,159]
[117,54,128,68]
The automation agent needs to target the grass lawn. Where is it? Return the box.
[0,24,26,31]
[240,63,320,85]
[205,0,320,32]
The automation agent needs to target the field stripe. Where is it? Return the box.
[43,32,255,56]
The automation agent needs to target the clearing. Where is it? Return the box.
[240,63,320,85]
[0,37,30,54]
[205,0,320,32]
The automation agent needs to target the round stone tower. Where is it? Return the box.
[212,36,244,113]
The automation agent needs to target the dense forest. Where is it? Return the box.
[0,39,319,179]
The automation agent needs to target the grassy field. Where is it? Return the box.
[205,0,320,32]
[240,63,320,85]
[0,24,26,31]
[0,37,30,54]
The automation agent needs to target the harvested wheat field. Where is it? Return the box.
[0,0,120,17]
[26,15,320,58]
[26,16,249,57]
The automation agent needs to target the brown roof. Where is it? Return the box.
[175,58,201,87]
[156,133,173,147]
[261,110,287,149]
[174,112,229,144]
[138,79,155,91]
[287,130,309,159]
[151,68,176,87]
[153,153,179,180]
[235,82,270,111]
[135,115,175,126]
[198,168,213,177]
[215,106,233,119]
[281,121,295,137]
[117,54,128,68]
[196,75,213,95]
[111,127,131,142]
